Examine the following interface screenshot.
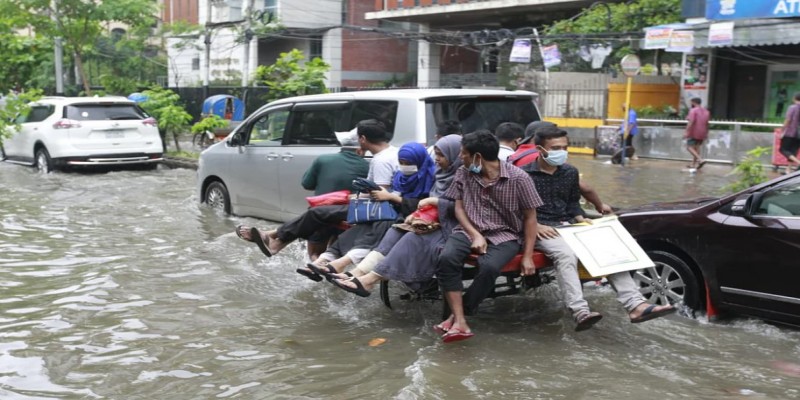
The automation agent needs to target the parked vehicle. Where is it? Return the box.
[2,96,163,172]
[197,89,541,222]
[618,171,800,327]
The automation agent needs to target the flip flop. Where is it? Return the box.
[574,311,603,332]
[235,225,253,242]
[442,328,474,343]
[630,304,676,324]
[433,320,453,335]
[332,277,371,297]
[329,272,353,281]
[251,227,272,258]
[696,160,707,170]
[295,266,323,282]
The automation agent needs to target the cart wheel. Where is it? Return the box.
[379,279,440,310]
[773,165,779,172]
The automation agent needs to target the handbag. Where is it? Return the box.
[346,196,398,224]
[306,190,350,207]
[393,204,441,234]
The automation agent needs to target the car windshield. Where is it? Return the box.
[425,97,540,145]
[65,104,147,121]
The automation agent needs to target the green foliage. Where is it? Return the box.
[141,87,191,151]
[255,49,330,102]
[17,0,159,94]
[191,115,230,134]
[99,75,140,96]
[546,0,683,72]
[0,1,52,91]
[0,90,43,145]
[725,147,771,193]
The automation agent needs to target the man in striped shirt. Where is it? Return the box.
[435,130,542,343]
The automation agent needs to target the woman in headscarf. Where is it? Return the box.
[298,142,436,281]
[330,135,463,297]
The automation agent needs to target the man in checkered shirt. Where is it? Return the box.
[434,130,542,343]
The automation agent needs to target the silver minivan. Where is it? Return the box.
[197,89,541,222]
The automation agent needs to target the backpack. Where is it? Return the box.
[507,148,539,167]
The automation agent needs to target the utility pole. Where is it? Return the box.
[203,0,212,100]
[241,0,255,88]
[52,0,64,95]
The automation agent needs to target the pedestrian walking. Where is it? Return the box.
[612,104,637,164]
[780,93,800,174]
[684,97,710,170]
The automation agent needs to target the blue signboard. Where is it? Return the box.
[706,0,800,20]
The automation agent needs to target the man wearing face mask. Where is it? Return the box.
[524,126,675,331]
[435,130,542,343]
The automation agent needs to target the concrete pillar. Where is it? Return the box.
[323,28,343,88]
[417,23,440,88]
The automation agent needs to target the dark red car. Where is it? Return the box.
[618,171,800,327]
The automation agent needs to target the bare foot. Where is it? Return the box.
[235,225,254,242]
[434,314,455,334]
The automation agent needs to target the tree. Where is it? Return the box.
[0,1,52,92]
[255,49,330,102]
[140,87,192,152]
[0,90,43,146]
[546,0,683,72]
[17,0,158,95]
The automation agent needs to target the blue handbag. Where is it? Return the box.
[346,196,398,224]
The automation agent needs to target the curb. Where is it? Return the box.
[162,156,199,170]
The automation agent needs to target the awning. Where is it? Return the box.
[646,19,800,48]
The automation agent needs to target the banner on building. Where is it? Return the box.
[706,0,800,21]
[644,28,673,49]
[542,44,562,68]
[509,39,532,63]
[666,31,695,52]
[681,53,710,114]
[708,22,735,46]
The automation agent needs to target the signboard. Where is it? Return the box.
[509,39,532,63]
[542,44,562,68]
[708,21,735,46]
[706,0,800,20]
[666,31,694,53]
[556,216,655,277]
[620,54,641,77]
[644,28,673,49]
[681,53,710,114]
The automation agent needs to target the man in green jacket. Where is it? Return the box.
[301,130,370,258]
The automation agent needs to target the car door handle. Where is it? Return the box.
[281,153,294,161]
[266,152,279,160]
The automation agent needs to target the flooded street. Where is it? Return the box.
[2,157,799,399]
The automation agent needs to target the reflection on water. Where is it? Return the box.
[1,159,798,399]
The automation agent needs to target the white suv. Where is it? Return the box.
[1,96,163,172]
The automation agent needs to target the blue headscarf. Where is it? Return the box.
[392,142,436,198]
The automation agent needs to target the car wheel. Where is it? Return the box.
[204,181,231,214]
[35,148,52,173]
[632,250,702,310]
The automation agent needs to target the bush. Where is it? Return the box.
[724,146,771,193]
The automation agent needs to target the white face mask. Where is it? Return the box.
[398,165,418,176]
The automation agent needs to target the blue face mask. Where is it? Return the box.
[543,149,568,166]
[468,154,482,174]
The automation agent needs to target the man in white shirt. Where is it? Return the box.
[494,122,524,161]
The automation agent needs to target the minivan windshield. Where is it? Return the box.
[65,104,147,121]
[425,97,540,145]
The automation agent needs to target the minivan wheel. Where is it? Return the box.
[204,181,231,214]
[632,250,702,310]
[35,148,53,173]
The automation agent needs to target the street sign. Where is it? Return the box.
[621,54,641,77]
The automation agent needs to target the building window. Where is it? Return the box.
[309,36,323,61]
[192,57,200,70]
[264,0,277,15]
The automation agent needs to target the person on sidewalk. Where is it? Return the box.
[494,122,524,161]
[523,126,675,331]
[780,93,800,175]
[612,104,638,164]
[684,97,710,170]
[235,119,398,260]
[434,130,542,343]
[299,130,370,259]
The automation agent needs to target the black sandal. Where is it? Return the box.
[332,277,371,297]
[251,228,272,257]
[235,225,253,242]
[295,266,323,282]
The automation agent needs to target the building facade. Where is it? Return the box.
[163,0,412,88]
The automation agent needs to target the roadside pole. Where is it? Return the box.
[52,0,64,95]
[203,0,212,100]
[620,55,641,167]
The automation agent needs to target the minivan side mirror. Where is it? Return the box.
[228,133,243,147]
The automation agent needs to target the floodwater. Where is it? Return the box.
[1,157,799,399]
